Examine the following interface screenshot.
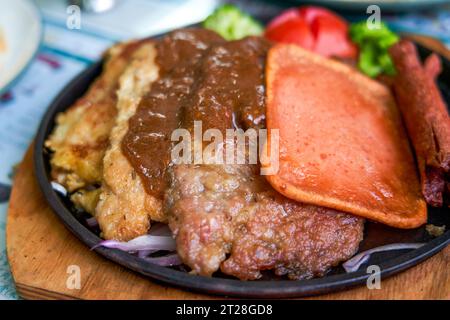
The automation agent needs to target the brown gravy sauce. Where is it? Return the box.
[122,28,270,197]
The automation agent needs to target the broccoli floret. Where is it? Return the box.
[203,4,263,40]
[350,21,399,78]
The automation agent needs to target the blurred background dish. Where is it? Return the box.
[68,0,117,13]
[36,0,218,40]
[287,0,450,12]
[0,0,42,94]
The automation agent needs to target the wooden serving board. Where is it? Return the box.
[6,35,450,300]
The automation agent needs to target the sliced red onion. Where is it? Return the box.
[91,223,179,266]
[86,217,98,228]
[144,253,182,266]
[92,234,176,252]
[51,181,67,196]
[343,243,424,273]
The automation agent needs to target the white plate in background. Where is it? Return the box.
[0,0,42,94]
[36,0,218,41]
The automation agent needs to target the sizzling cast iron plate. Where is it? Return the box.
[34,42,450,298]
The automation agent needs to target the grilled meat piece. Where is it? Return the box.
[166,163,364,280]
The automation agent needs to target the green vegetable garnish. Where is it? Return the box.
[203,4,264,40]
[349,22,399,78]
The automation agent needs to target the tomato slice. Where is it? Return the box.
[298,6,342,24]
[265,18,314,50]
[265,6,358,59]
[266,8,300,30]
[312,16,358,58]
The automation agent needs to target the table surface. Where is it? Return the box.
[2,1,450,300]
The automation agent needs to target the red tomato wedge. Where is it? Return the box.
[311,16,358,58]
[265,18,314,50]
[266,8,300,29]
[265,6,357,59]
[298,6,341,24]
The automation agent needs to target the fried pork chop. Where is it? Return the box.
[46,41,145,191]
[95,30,227,241]
[95,42,164,241]
[45,40,149,213]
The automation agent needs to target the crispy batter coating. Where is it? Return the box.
[71,188,101,214]
[95,42,165,241]
[46,40,151,216]
[46,41,144,192]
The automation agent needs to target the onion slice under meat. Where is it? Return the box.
[92,234,176,252]
[343,243,424,273]
[91,223,180,266]
[51,181,67,196]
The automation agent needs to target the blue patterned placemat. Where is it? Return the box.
[0,203,17,300]
[0,20,111,301]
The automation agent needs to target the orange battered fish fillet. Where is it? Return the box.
[264,44,427,229]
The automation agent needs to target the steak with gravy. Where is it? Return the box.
[159,29,364,279]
